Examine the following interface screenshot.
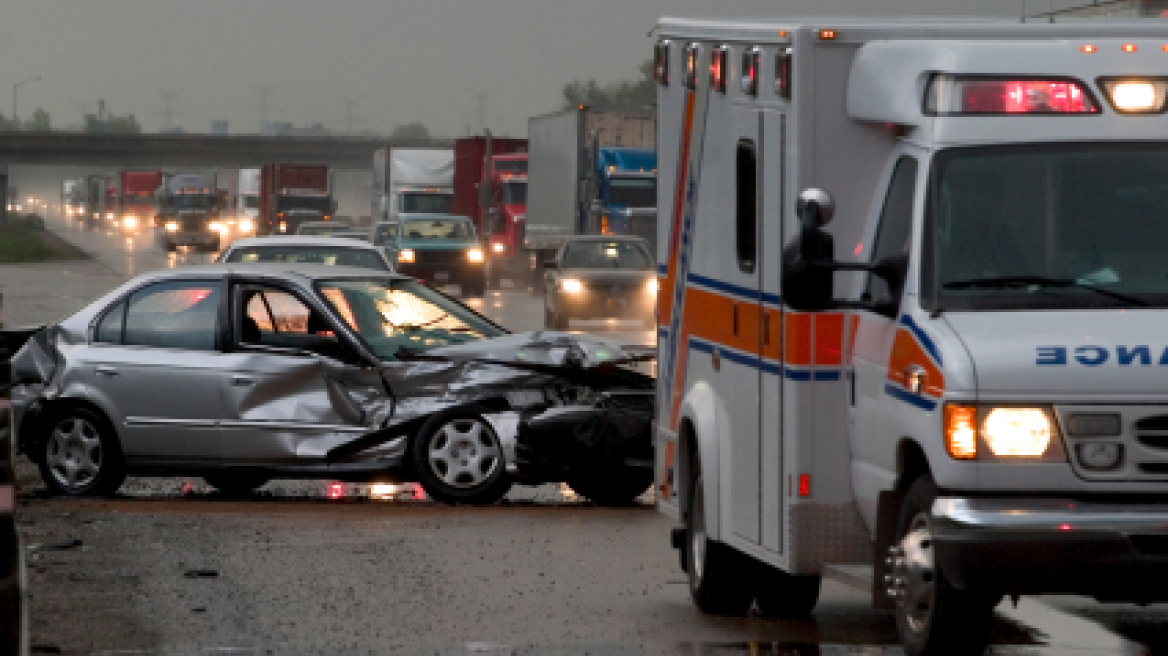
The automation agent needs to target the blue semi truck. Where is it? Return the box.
[524,106,657,283]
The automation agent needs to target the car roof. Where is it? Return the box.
[134,263,409,283]
[223,236,381,252]
[563,235,649,243]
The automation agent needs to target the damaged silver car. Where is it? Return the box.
[9,264,655,505]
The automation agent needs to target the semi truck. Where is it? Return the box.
[80,175,110,225]
[114,170,165,232]
[156,172,224,251]
[654,16,1168,656]
[525,106,657,285]
[60,179,82,218]
[235,167,260,234]
[451,135,528,288]
[371,147,454,224]
[258,164,334,235]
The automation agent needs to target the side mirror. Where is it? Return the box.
[543,260,558,270]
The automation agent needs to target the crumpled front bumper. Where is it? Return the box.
[931,497,1168,601]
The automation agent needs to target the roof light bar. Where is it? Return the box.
[925,74,1099,116]
[654,40,671,86]
[1098,77,1168,114]
[711,45,729,93]
[741,47,761,97]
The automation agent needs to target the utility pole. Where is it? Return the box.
[467,90,497,134]
[12,75,41,125]
[251,84,276,133]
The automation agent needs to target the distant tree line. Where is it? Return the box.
[562,60,655,110]
[0,107,141,134]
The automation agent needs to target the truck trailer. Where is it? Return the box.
[371,147,454,225]
[451,135,528,288]
[114,170,164,232]
[655,16,1168,656]
[525,107,657,283]
[236,167,260,235]
[258,164,333,235]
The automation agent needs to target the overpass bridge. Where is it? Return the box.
[0,133,451,170]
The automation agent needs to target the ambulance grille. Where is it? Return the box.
[1056,406,1168,482]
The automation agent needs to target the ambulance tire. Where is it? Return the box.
[685,468,757,616]
[755,566,821,618]
[893,475,995,656]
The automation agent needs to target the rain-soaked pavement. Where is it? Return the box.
[9,211,1168,654]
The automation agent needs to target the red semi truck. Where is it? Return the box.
[115,170,164,232]
[258,164,334,235]
[452,136,528,289]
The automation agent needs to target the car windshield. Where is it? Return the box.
[167,195,212,210]
[317,278,504,359]
[298,223,349,235]
[242,195,259,209]
[401,218,476,240]
[226,246,388,270]
[494,159,527,173]
[926,143,1168,310]
[401,192,453,213]
[277,196,330,213]
[608,178,655,208]
[502,182,526,205]
[562,240,651,269]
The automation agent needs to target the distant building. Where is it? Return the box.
[260,121,331,137]
[211,120,228,136]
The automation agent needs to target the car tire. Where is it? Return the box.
[38,406,127,497]
[892,475,996,656]
[567,465,653,507]
[685,464,757,616]
[755,565,821,617]
[204,472,271,497]
[411,409,512,506]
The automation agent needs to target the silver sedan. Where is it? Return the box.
[9,264,654,505]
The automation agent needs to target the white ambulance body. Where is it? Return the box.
[655,17,1168,655]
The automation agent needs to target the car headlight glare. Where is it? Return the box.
[239,219,254,233]
[646,278,659,296]
[398,249,416,264]
[944,404,978,460]
[106,212,114,220]
[123,216,138,229]
[165,221,179,232]
[467,248,484,263]
[561,278,584,294]
[278,221,287,233]
[983,408,1053,457]
[491,242,506,254]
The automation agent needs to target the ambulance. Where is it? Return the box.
[654,17,1168,656]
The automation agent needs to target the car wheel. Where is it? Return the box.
[567,465,653,507]
[411,410,512,506]
[204,472,271,497]
[38,406,126,497]
[891,475,996,656]
[756,565,821,617]
[685,463,757,615]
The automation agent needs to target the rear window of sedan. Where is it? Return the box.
[562,241,652,270]
[225,246,389,271]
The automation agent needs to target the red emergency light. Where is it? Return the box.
[925,74,1100,115]
[775,47,793,100]
[711,45,729,93]
[684,43,701,90]
[654,39,672,86]
[741,47,761,96]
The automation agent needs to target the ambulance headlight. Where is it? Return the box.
[944,404,1065,461]
[1099,78,1168,114]
[645,279,659,296]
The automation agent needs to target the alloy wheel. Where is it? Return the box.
[46,417,103,491]
[426,419,501,489]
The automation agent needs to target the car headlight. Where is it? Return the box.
[944,403,1064,461]
[491,242,506,254]
[106,212,115,220]
[561,278,584,294]
[123,216,138,229]
[398,249,416,264]
[208,222,227,234]
[165,221,179,232]
[646,278,659,296]
[239,219,254,233]
[467,248,484,263]
[279,221,287,233]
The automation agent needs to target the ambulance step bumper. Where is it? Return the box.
[931,497,1168,601]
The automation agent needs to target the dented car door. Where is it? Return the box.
[216,281,387,462]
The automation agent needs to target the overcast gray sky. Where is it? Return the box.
[0,0,1099,137]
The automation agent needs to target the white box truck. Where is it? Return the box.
[370,147,454,224]
[235,167,260,234]
[655,16,1168,656]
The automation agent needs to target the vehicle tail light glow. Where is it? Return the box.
[711,45,729,93]
[684,43,700,90]
[1082,44,1097,53]
[1123,43,1138,53]
[654,39,671,85]
[741,47,760,96]
[925,74,1099,115]
[775,47,792,100]
[1099,78,1168,113]
[328,482,345,499]
[798,474,810,497]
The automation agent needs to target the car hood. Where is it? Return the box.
[396,239,479,251]
[424,331,653,370]
[944,310,1168,400]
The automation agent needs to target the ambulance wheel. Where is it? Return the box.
[891,475,995,656]
[755,566,821,617]
[684,467,757,616]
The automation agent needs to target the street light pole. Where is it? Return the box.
[12,75,42,125]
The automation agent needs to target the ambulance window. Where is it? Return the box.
[736,140,758,274]
[865,157,918,315]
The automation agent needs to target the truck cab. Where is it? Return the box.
[156,173,225,252]
[593,147,656,250]
[655,19,1168,656]
[483,153,528,287]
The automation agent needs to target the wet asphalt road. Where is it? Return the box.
[11,211,1168,655]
